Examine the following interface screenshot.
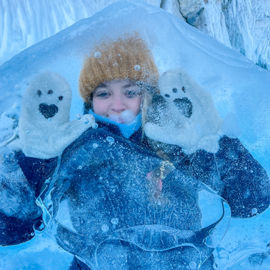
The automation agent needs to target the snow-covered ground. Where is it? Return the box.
[0,232,73,270]
[0,1,269,269]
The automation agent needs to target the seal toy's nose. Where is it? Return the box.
[39,103,58,119]
[173,98,193,118]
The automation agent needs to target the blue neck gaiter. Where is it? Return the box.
[89,110,142,138]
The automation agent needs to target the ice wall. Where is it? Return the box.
[180,0,270,70]
[0,0,161,65]
[1,0,270,69]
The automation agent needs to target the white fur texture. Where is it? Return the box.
[145,69,223,154]
[10,72,96,159]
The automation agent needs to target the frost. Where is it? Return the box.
[1,156,18,173]
[120,110,136,124]
[94,51,101,58]
[106,136,115,145]
[134,64,141,71]
[84,119,90,124]
[189,261,197,269]
[101,224,109,232]
[3,151,15,161]
[109,110,136,124]
[0,113,16,142]
[111,217,119,225]
[251,208,258,216]
[92,143,98,148]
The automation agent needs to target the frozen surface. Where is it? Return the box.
[0,232,73,270]
[0,0,161,66]
[182,0,270,70]
[0,0,117,65]
[1,0,270,69]
[0,1,269,269]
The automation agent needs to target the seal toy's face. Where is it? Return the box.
[146,70,199,131]
[159,71,194,119]
[16,72,96,159]
[145,69,222,154]
[22,72,72,126]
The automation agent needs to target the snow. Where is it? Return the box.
[0,0,119,65]
[1,0,270,69]
[0,0,162,66]
[177,0,270,70]
[0,233,73,270]
[0,1,269,269]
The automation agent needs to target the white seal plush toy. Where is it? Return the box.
[10,72,96,159]
[145,69,223,154]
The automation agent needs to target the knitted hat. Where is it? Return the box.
[79,34,159,104]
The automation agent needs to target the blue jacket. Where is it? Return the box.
[49,121,270,268]
[159,136,270,217]
[0,151,58,245]
[0,119,269,269]
[42,121,212,269]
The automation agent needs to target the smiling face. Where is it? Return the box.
[92,79,142,123]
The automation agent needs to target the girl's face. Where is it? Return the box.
[92,80,142,124]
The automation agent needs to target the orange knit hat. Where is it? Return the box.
[79,34,159,104]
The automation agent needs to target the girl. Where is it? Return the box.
[0,34,269,270]
[57,34,270,269]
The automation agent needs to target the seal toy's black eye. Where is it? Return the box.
[58,96,63,101]
[172,88,178,93]
[182,86,186,93]
[164,94,170,98]
[37,90,42,96]
[48,89,53,94]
